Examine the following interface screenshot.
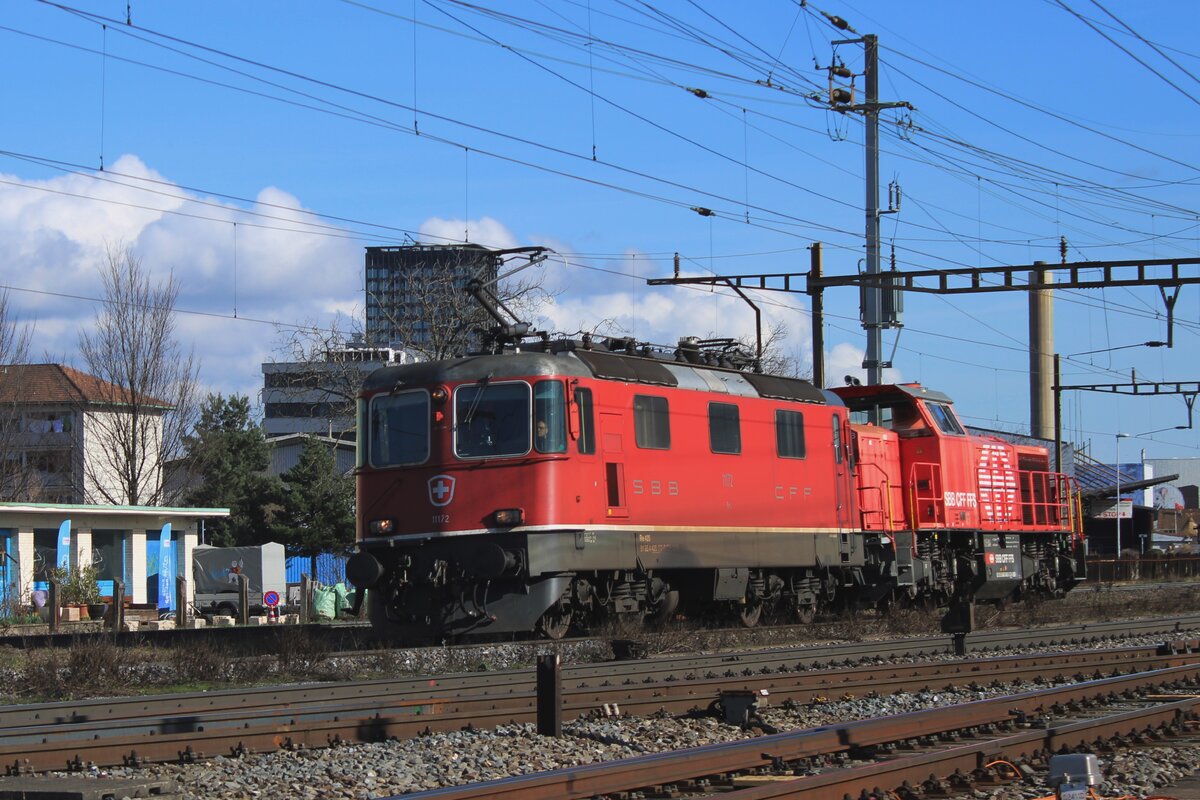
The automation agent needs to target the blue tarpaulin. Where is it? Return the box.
[286,552,350,586]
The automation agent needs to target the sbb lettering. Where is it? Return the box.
[632,479,680,496]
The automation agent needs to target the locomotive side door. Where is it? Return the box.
[600,411,629,518]
[831,413,854,532]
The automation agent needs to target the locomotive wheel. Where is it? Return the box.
[538,606,573,640]
[738,601,763,628]
[651,590,680,625]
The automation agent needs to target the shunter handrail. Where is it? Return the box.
[855,460,896,531]
[1017,470,1075,532]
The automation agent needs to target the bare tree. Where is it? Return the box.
[78,244,199,505]
[270,315,384,440]
[366,248,554,361]
[756,320,808,380]
[0,291,34,500]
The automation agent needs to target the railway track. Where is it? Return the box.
[2,615,1200,774]
[407,663,1200,799]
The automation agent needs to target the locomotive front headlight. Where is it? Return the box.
[490,508,524,527]
[369,518,396,535]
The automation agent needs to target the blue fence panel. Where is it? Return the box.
[286,553,350,586]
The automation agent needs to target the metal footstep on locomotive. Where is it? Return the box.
[350,293,1085,643]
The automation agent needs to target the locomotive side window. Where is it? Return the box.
[575,387,595,454]
[368,390,430,467]
[455,381,532,458]
[926,402,965,435]
[633,395,671,450]
[775,409,806,459]
[533,380,567,453]
[849,401,929,437]
[832,417,843,464]
[708,402,741,454]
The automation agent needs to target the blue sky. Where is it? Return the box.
[0,0,1197,462]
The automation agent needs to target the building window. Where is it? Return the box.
[708,402,741,454]
[91,530,124,583]
[633,395,670,450]
[776,409,806,459]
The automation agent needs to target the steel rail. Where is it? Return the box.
[3,613,1198,734]
[0,645,1179,745]
[716,697,1198,798]
[399,663,1200,800]
[1,645,1196,774]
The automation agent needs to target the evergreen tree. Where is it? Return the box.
[185,394,283,546]
[279,437,354,557]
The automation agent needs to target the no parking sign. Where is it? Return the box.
[263,590,280,608]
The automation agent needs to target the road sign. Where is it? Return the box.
[263,590,280,608]
[1092,499,1132,520]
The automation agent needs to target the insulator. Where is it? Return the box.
[831,88,852,105]
[831,65,852,78]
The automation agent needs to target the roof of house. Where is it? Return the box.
[0,364,172,410]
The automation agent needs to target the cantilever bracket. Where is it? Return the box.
[1159,285,1181,348]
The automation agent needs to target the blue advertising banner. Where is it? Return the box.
[55,519,71,571]
[157,523,174,611]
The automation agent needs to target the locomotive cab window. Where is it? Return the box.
[708,402,741,454]
[455,381,531,458]
[633,395,670,450]
[368,390,430,467]
[533,380,567,454]
[775,409,806,459]
[575,387,595,454]
[925,401,965,435]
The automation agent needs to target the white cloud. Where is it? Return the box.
[0,155,361,403]
[826,342,902,387]
[418,216,519,250]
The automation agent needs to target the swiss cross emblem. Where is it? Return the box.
[428,475,456,507]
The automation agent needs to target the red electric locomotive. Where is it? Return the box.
[348,335,1084,641]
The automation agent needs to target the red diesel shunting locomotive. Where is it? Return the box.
[347,335,1083,641]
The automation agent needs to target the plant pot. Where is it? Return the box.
[86,603,108,621]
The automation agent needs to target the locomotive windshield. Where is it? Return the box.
[925,401,965,435]
[455,381,531,458]
[368,390,430,467]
